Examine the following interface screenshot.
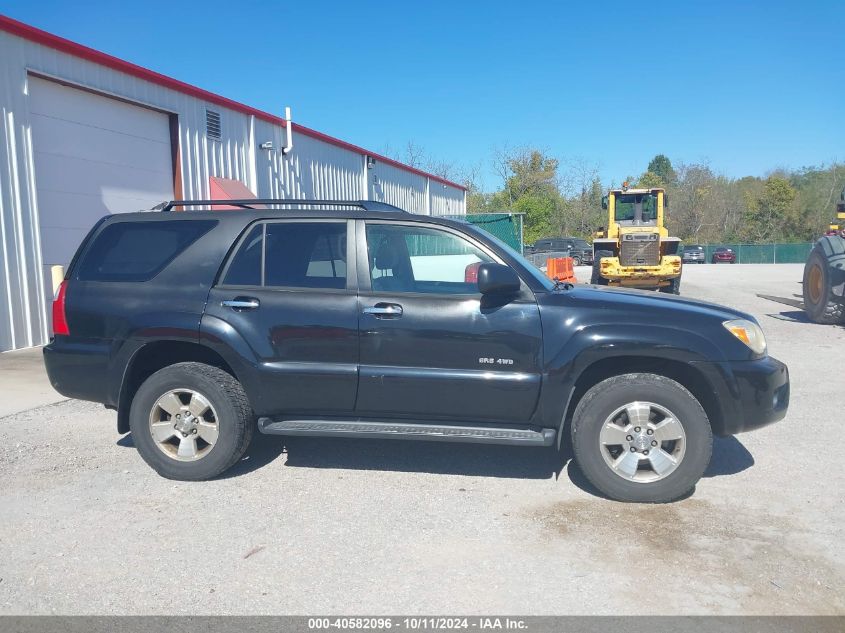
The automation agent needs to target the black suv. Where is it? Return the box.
[44,200,789,502]
[531,237,594,266]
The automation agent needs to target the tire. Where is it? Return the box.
[571,373,712,503]
[572,255,582,267]
[802,236,845,324]
[590,250,613,285]
[659,275,681,294]
[129,362,255,480]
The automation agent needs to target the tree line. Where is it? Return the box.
[387,142,843,246]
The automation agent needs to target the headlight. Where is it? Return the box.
[722,319,767,355]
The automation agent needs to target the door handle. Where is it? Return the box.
[221,297,260,310]
[363,303,403,317]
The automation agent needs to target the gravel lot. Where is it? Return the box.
[1,263,843,615]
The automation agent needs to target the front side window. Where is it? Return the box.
[222,222,347,289]
[366,224,493,294]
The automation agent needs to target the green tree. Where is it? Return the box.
[637,171,664,189]
[514,194,556,244]
[490,147,563,243]
[743,176,798,241]
[646,154,676,186]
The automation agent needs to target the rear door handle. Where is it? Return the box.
[363,303,403,318]
[221,297,260,310]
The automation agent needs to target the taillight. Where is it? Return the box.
[52,281,69,336]
[465,262,481,283]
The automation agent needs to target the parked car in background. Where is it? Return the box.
[532,237,594,266]
[682,244,706,264]
[712,247,737,264]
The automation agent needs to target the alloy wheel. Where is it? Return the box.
[148,388,220,461]
[598,401,686,483]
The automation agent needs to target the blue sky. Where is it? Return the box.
[3,1,843,190]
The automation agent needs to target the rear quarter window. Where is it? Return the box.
[76,220,217,282]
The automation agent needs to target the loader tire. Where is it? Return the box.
[802,236,845,324]
[591,250,613,286]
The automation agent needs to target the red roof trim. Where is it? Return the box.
[0,14,466,191]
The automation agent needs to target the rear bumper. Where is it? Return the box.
[43,338,114,405]
[691,355,789,436]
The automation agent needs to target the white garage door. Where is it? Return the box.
[29,76,175,271]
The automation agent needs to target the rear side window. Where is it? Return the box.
[77,220,216,282]
[222,222,347,290]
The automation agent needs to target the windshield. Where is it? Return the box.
[614,193,658,224]
[572,239,591,249]
[467,225,555,291]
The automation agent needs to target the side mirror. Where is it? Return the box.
[601,195,609,210]
[477,263,520,295]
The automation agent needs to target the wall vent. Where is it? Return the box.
[206,109,221,139]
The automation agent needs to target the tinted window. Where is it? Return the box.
[77,220,216,282]
[266,223,346,288]
[366,224,493,294]
[222,222,347,289]
[222,225,263,286]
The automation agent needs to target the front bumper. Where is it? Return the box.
[599,255,682,286]
[691,355,789,436]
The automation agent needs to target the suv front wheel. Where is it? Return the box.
[571,373,712,502]
[129,362,254,480]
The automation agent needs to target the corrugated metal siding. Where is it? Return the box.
[0,28,465,351]
[370,160,428,214]
[0,35,45,350]
[254,119,365,200]
[430,182,465,216]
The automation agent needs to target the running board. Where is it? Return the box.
[257,418,556,447]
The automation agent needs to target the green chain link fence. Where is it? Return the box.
[441,213,524,253]
[699,243,813,263]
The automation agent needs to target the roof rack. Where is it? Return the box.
[156,199,407,213]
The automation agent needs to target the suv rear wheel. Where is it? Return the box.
[571,373,712,502]
[129,362,254,480]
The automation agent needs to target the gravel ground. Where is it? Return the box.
[0,263,842,615]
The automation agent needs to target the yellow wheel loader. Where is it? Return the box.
[591,185,683,294]
[801,186,845,324]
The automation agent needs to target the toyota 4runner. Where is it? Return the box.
[43,199,790,502]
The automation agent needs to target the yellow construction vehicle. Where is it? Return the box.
[801,186,845,324]
[591,184,682,293]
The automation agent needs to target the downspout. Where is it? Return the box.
[247,114,258,194]
[282,106,293,155]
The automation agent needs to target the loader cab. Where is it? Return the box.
[614,192,658,227]
[603,186,668,239]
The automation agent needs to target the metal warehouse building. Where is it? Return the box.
[0,16,466,352]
